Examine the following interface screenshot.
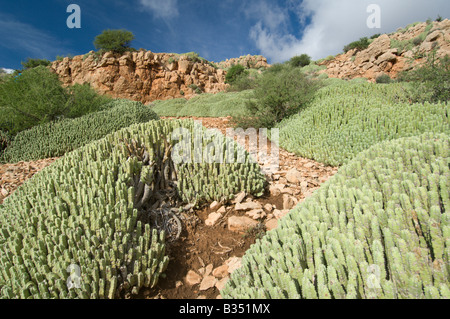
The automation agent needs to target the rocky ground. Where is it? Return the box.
[0,117,338,299]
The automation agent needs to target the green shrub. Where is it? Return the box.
[397,55,450,103]
[93,29,135,54]
[226,68,259,92]
[233,67,321,129]
[276,81,449,166]
[264,63,288,74]
[182,52,206,63]
[436,15,443,22]
[343,37,370,53]
[225,64,246,84]
[222,132,450,299]
[0,66,69,134]
[188,84,202,94]
[65,83,113,118]
[370,33,381,39]
[289,54,311,68]
[21,58,51,70]
[376,74,392,84]
[300,64,327,77]
[2,100,159,163]
[227,74,257,92]
[412,36,424,46]
[0,67,113,135]
[0,119,266,299]
[390,39,414,53]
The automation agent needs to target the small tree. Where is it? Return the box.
[343,37,370,53]
[289,54,311,68]
[232,67,321,129]
[397,54,450,103]
[93,29,135,54]
[0,66,68,134]
[21,58,51,70]
[225,64,246,84]
[375,74,392,84]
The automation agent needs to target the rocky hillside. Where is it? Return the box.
[319,19,450,81]
[51,51,268,103]
[50,20,448,102]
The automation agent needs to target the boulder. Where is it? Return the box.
[235,201,262,211]
[210,201,221,210]
[199,276,217,291]
[185,270,202,286]
[265,219,278,231]
[205,212,222,226]
[286,168,302,184]
[212,265,229,279]
[283,194,298,210]
[246,209,266,220]
[225,257,242,274]
[215,277,229,291]
[375,52,397,65]
[232,192,246,204]
[228,216,258,233]
[269,185,281,197]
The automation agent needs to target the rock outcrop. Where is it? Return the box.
[319,19,450,81]
[51,51,270,103]
[51,50,230,103]
[214,54,270,70]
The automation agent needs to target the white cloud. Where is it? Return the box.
[248,0,450,62]
[1,68,14,74]
[244,1,288,31]
[139,0,179,19]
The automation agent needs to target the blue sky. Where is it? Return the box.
[0,0,449,71]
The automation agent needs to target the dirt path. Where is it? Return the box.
[0,117,338,299]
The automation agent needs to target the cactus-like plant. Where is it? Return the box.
[0,119,266,299]
[2,99,159,163]
[221,133,449,299]
[277,81,450,166]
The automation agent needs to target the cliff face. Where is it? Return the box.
[51,51,270,104]
[51,51,231,103]
[319,19,450,81]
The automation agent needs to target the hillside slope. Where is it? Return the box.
[319,19,450,81]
